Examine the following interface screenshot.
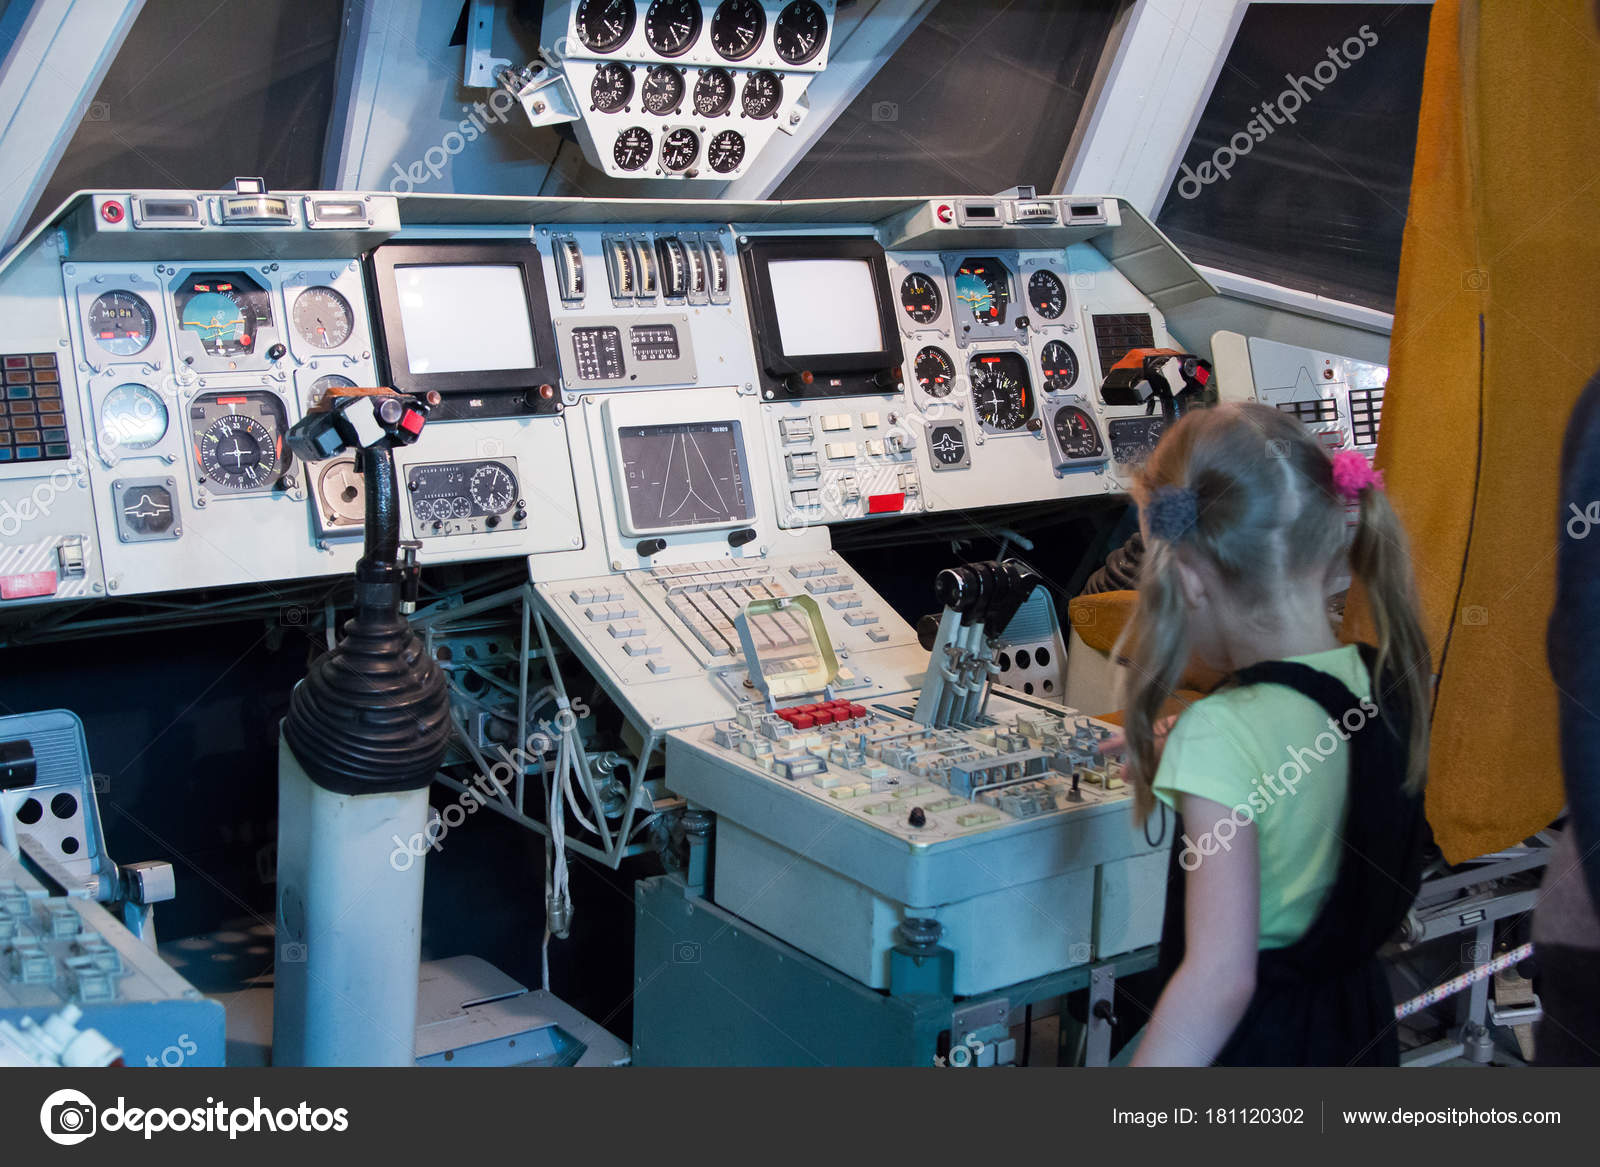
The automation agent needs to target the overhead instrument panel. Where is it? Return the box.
[367,242,563,420]
[541,0,837,180]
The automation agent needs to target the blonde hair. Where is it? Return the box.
[1117,403,1430,821]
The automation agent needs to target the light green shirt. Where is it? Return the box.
[1152,644,1374,949]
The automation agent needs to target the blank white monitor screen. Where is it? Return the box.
[766,258,885,357]
[396,264,536,375]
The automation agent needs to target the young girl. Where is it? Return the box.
[1120,403,1432,1067]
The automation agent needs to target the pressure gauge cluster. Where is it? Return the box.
[562,2,838,180]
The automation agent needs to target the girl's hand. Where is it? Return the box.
[1099,713,1178,759]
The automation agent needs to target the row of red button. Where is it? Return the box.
[777,699,867,729]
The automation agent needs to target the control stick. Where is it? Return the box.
[274,387,450,1067]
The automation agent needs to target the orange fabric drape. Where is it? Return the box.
[1344,0,1600,860]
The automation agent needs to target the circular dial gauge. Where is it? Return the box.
[970,351,1035,431]
[1039,340,1080,393]
[928,423,968,466]
[915,346,956,397]
[100,383,168,450]
[774,0,827,65]
[741,70,782,118]
[711,0,766,60]
[641,65,685,114]
[198,413,281,491]
[309,374,356,397]
[87,291,156,357]
[291,286,353,350]
[469,464,517,514]
[575,0,637,51]
[660,127,700,172]
[1028,269,1067,319]
[707,129,746,173]
[1052,405,1104,460]
[591,61,635,112]
[178,283,260,356]
[614,126,653,170]
[317,459,366,525]
[693,67,735,116]
[644,0,702,56]
[954,259,1011,326]
[900,273,942,323]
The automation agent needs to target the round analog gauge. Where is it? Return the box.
[970,351,1035,431]
[774,1,828,65]
[469,464,517,514]
[100,383,168,450]
[741,70,782,118]
[1039,340,1080,393]
[641,65,685,114]
[644,0,702,57]
[928,424,968,467]
[1052,405,1103,460]
[451,498,472,519]
[591,61,635,112]
[900,273,942,324]
[711,0,766,61]
[292,286,353,350]
[309,373,357,397]
[693,67,735,116]
[86,291,156,357]
[660,127,700,173]
[576,0,637,51]
[316,459,366,526]
[177,280,264,357]
[1027,269,1067,319]
[198,413,281,491]
[915,346,956,397]
[707,129,746,173]
[954,258,1011,326]
[614,126,653,170]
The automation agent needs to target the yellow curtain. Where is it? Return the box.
[1345,0,1600,861]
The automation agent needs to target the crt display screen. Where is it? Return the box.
[395,264,536,375]
[617,421,753,532]
[765,258,885,358]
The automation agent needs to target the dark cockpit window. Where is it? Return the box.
[27,0,340,235]
[1155,3,1433,312]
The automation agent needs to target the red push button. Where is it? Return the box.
[867,493,905,514]
[789,714,814,729]
[0,571,56,600]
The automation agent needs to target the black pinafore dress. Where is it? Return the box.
[1154,645,1430,1066]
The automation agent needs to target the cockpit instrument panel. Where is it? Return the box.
[547,0,836,180]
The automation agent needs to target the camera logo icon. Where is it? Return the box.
[280,941,308,963]
[40,1088,97,1146]
[672,940,701,964]
[1460,605,1489,627]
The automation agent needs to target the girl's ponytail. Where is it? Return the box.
[1118,538,1193,823]
[1349,486,1432,791]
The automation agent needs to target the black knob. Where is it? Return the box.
[485,514,501,528]
[908,806,927,828]
[728,527,757,548]
[1092,998,1118,1027]
[513,507,528,522]
[636,538,667,557]
[266,342,287,362]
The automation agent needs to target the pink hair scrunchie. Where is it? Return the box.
[1330,449,1384,501]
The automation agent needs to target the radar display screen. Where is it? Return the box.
[618,420,753,533]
